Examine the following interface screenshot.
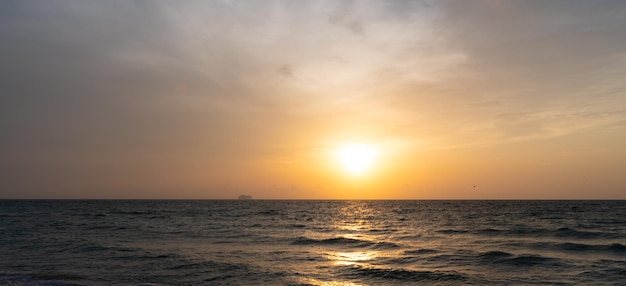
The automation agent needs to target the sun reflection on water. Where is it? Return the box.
[295,202,394,286]
[335,201,378,232]
[330,251,379,266]
[299,279,365,286]
[328,202,382,268]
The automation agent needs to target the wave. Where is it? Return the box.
[529,242,626,254]
[479,253,562,267]
[552,227,614,239]
[497,254,560,266]
[403,248,438,255]
[368,228,399,233]
[77,224,130,231]
[43,243,150,257]
[79,212,108,217]
[291,236,399,249]
[478,251,513,260]
[609,243,626,252]
[371,241,401,250]
[579,268,626,281]
[166,259,248,273]
[436,229,469,234]
[257,209,281,216]
[0,272,87,286]
[111,210,154,216]
[396,234,425,241]
[161,259,265,284]
[382,256,423,265]
[471,226,621,239]
[343,265,466,282]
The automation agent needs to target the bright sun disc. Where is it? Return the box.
[336,143,377,175]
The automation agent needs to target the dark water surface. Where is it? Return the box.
[1,200,625,285]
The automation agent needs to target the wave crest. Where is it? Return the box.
[291,237,399,249]
[345,265,466,282]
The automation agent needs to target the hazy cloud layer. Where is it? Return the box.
[1,0,625,198]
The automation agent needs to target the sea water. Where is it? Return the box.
[1,200,625,285]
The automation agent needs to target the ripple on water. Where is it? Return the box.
[291,236,400,250]
[341,265,466,283]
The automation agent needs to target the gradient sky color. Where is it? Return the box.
[1,0,626,199]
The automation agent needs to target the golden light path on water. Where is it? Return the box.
[300,202,383,286]
[330,251,379,267]
[333,202,380,267]
[300,281,364,286]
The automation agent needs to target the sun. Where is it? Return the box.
[335,143,378,175]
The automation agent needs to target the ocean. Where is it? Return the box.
[1,200,625,285]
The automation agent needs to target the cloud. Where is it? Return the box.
[1,0,626,197]
[3,0,624,153]
[375,0,626,148]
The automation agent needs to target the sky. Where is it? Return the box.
[1,0,626,199]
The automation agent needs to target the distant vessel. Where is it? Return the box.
[238,195,252,200]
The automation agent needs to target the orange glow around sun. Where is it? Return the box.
[335,143,378,176]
